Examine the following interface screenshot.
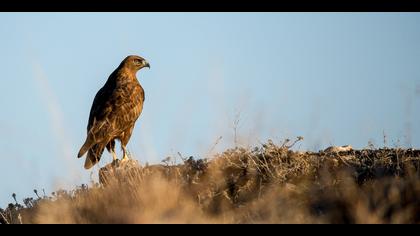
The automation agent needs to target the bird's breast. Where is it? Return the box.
[114,81,144,126]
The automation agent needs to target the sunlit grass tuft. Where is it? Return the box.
[2,138,420,223]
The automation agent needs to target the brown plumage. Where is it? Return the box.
[77,55,150,169]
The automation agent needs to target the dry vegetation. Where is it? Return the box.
[2,138,420,224]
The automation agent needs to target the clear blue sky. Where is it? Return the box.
[1,13,419,206]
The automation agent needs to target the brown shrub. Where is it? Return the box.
[2,140,420,224]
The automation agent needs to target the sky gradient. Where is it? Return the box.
[0,13,419,206]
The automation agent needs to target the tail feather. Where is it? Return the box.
[78,138,93,158]
[84,144,105,169]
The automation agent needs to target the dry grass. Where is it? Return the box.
[2,138,420,224]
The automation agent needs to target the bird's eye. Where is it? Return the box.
[134,59,142,65]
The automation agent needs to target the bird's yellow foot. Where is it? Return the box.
[120,154,131,165]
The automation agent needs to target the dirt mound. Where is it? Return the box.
[2,141,420,223]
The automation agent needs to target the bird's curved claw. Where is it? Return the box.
[120,157,129,165]
[111,159,120,167]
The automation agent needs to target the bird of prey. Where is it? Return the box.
[77,55,150,169]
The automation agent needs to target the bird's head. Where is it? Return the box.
[121,55,150,72]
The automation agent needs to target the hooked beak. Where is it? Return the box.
[144,61,150,69]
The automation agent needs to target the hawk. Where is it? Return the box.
[77,55,150,169]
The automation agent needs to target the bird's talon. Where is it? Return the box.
[111,159,120,167]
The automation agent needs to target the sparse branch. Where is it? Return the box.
[206,136,223,159]
[233,110,242,147]
[286,136,304,149]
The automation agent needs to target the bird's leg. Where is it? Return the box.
[109,141,119,166]
[121,146,130,163]
[111,149,118,162]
